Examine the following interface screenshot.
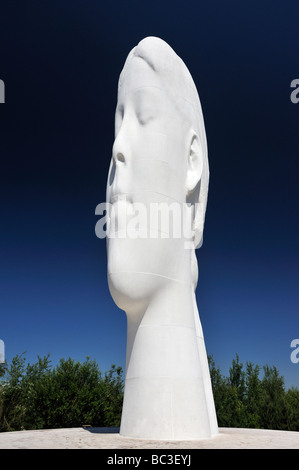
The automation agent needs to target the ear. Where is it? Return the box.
[186,131,203,195]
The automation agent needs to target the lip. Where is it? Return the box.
[110,193,132,205]
[108,194,134,230]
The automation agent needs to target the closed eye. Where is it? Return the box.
[136,111,154,126]
[115,105,124,135]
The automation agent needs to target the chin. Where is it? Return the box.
[107,236,189,314]
[107,271,160,315]
[107,238,169,311]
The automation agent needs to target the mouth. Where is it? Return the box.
[107,194,135,236]
[110,193,132,205]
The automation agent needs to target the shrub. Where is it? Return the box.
[0,354,124,432]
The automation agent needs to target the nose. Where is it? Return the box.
[114,152,125,164]
[112,123,129,165]
[112,120,129,160]
[108,128,130,198]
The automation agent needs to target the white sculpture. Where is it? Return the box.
[106,37,218,440]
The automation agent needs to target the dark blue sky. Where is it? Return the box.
[0,0,299,388]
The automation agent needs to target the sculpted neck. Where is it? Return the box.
[120,274,218,440]
[125,276,197,379]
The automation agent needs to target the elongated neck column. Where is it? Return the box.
[120,275,218,440]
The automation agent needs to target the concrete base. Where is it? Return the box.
[0,427,299,449]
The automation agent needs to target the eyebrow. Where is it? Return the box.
[119,83,165,100]
[130,85,164,93]
[130,86,165,108]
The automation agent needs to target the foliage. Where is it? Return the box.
[0,354,123,432]
[209,354,299,431]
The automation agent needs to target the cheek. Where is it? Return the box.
[108,237,183,275]
[127,132,187,202]
[129,160,184,202]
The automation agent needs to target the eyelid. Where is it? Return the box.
[137,112,154,125]
[115,106,124,135]
[117,104,124,116]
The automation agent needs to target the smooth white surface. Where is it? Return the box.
[106,37,218,439]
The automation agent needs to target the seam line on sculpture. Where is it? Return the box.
[110,191,182,205]
[107,228,183,236]
[125,85,165,93]
[108,271,187,284]
[171,387,174,440]
[130,159,186,173]
[123,85,199,117]
[139,323,196,331]
[131,158,169,164]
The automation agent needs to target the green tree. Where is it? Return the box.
[243,361,262,428]
[0,354,124,432]
[256,364,286,430]
[1,353,27,431]
[209,355,245,427]
[42,357,106,429]
[285,387,299,431]
[100,364,124,426]
[209,355,291,431]
[229,354,246,402]
[208,355,227,425]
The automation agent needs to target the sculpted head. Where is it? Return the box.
[106,37,209,309]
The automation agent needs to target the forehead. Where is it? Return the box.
[119,57,165,100]
[117,56,194,132]
[121,55,202,134]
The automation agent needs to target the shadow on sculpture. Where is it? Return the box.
[106,36,218,440]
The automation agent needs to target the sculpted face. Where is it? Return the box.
[106,56,193,309]
[112,58,189,198]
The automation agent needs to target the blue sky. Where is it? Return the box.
[0,0,299,390]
